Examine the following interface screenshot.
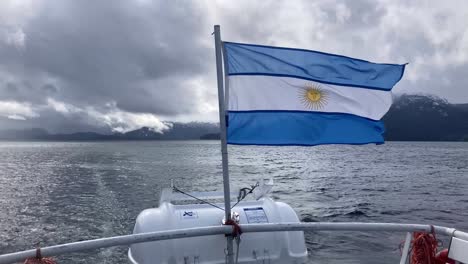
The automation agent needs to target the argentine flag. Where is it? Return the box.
[223,42,405,146]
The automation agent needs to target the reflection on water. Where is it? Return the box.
[0,141,467,263]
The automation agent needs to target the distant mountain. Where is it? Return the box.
[456,103,468,111]
[383,94,468,141]
[161,122,219,140]
[200,133,221,140]
[117,123,219,140]
[52,132,113,141]
[119,127,164,140]
[0,128,49,140]
[0,122,219,141]
[0,128,113,141]
[0,95,467,141]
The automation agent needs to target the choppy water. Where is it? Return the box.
[0,141,467,263]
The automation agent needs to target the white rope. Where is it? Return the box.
[235,236,241,264]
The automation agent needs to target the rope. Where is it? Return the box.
[23,248,56,264]
[172,186,225,211]
[173,183,258,211]
[410,226,454,264]
[410,231,439,264]
[223,219,242,264]
[224,219,242,237]
[231,183,259,209]
[235,236,241,264]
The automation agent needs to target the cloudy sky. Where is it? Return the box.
[1,0,467,133]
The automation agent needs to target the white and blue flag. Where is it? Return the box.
[223,42,405,146]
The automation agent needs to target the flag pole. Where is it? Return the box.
[213,25,234,264]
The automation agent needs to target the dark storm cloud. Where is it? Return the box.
[1,0,211,116]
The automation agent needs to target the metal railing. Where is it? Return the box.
[1,222,467,264]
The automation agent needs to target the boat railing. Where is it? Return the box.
[1,222,468,264]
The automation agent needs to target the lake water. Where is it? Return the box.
[0,141,467,263]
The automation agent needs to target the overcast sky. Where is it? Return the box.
[1,0,467,133]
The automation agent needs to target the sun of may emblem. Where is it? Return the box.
[299,84,328,110]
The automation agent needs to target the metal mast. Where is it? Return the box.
[213,25,234,264]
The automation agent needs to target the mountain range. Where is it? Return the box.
[0,123,219,141]
[0,95,467,141]
[383,95,468,141]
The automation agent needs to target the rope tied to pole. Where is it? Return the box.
[23,248,56,264]
[224,219,242,238]
[223,218,242,264]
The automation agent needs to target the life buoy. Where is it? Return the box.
[435,249,455,264]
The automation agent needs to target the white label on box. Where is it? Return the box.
[244,207,268,223]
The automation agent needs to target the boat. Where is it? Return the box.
[1,25,468,264]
